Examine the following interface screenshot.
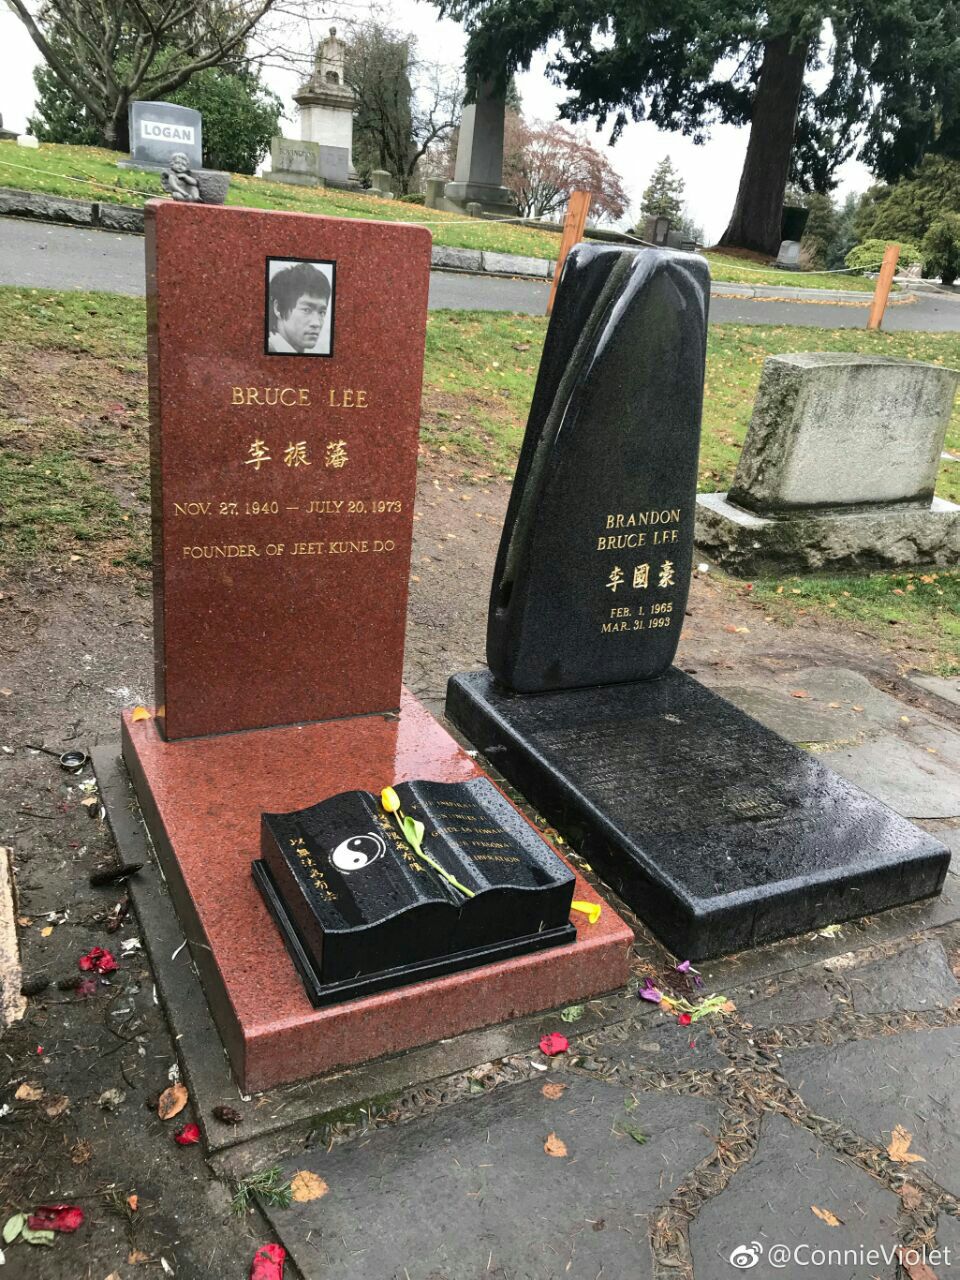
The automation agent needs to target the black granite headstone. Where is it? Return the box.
[488,245,709,692]
[447,670,950,960]
[253,778,576,1005]
[444,245,950,960]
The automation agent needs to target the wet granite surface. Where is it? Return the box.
[486,245,709,693]
[446,668,950,960]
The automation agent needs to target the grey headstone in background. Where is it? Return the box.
[270,136,320,178]
[318,145,350,183]
[776,239,802,268]
[128,101,201,171]
[729,353,960,514]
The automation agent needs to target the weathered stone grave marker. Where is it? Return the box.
[696,352,960,574]
[126,101,202,171]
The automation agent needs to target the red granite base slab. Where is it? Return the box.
[121,691,634,1092]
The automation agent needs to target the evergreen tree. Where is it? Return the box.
[639,156,684,224]
[429,0,960,256]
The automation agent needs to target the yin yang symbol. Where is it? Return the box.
[331,831,386,872]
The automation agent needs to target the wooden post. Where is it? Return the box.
[547,191,592,315]
[866,243,900,331]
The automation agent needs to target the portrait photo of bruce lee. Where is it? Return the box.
[265,257,336,357]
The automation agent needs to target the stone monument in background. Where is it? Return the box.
[295,27,357,184]
[442,80,518,218]
[696,352,960,574]
[124,102,202,172]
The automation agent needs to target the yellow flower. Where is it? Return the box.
[571,900,602,925]
[380,786,401,813]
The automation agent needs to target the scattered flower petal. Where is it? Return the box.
[811,1205,843,1227]
[542,1082,567,1100]
[249,1243,286,1280]
[174,1122,201,1146]
[539,1033,568,1057]
[27,1205,85,1233]
[570,900,601,924]
[638,979,663,1003]
[78,946,117,974]
[678,1012,693,1026]
[131,706,152,722]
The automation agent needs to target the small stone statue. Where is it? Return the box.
[161,152,201,202]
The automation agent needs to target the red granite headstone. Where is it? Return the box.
[146,201,431,739]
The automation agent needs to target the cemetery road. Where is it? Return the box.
[3,216,960,330]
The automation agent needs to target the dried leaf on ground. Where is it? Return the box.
[559,1004,585,1022]
[2,1215,24,1244]
[290,1171,329,1203]
[542,1082,567,1100]
[790,690,810,699]
[21,1226,56,1246]
[157,1083,188,1120]
[98,1088,125,1111]
[15,1082,43,1102]
[811,1205,843,1227]
[70,1140,93,1165]
[212,1104,243,1125]
[128,1249,150,1264]
[888,1125,926,1164]
[900,1183,924,1211]
[544,1132,568,1157]
[44,1095,70,1119]
[622,1124,648,1145]
[898,1247,939,1280]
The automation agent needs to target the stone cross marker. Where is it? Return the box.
[487,245,710,692]
[129,102,202,171]
[145,201,431,738]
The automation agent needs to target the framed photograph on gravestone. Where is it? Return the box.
[265,257,336,357]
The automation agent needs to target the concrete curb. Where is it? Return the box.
[0,187,918,303]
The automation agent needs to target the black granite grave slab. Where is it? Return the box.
[487,245,709,693]
[445,670,950,960]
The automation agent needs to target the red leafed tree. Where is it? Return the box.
[503,113,627,223]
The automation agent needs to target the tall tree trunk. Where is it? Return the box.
[719,33,810,256]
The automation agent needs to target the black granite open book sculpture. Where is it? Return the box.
[253,778,576,1005]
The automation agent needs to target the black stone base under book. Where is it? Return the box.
[445,670,951,961]
[253,861,577,1008]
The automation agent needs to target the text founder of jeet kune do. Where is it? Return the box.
[267,261,331,355]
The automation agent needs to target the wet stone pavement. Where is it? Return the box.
[246,924,960,1280]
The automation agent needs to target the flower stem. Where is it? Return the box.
[391,811,475,898]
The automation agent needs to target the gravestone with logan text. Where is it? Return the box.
[128,101,202,171]
[146,201,431,739]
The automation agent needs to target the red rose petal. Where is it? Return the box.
[250,1243,286,1279]
[78,946,118,974]
[174,1122,201,1146]
[27,1204,85,1232]
[539,1032,569,1057]
[678,1012,693,1026]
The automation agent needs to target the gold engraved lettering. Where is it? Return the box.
[289,542,325,556]
[328,388,369,409]
[604,508,682,529]
[284,441,311,468]
[244,438,271,470]
[606,566,624,593]
[325,440,349,469]
[659,560,676,588]
[231,387,310,407]
[174,502,212,516]
[633,563,650,589]
[182,544,261,559]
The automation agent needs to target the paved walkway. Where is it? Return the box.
[3,217,960,330]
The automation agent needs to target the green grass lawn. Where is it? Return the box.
[1,287,956,667]
[0,142,885,291]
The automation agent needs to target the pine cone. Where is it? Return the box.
[212,1104,243,1126]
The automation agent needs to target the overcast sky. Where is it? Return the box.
[0,0,873,242]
